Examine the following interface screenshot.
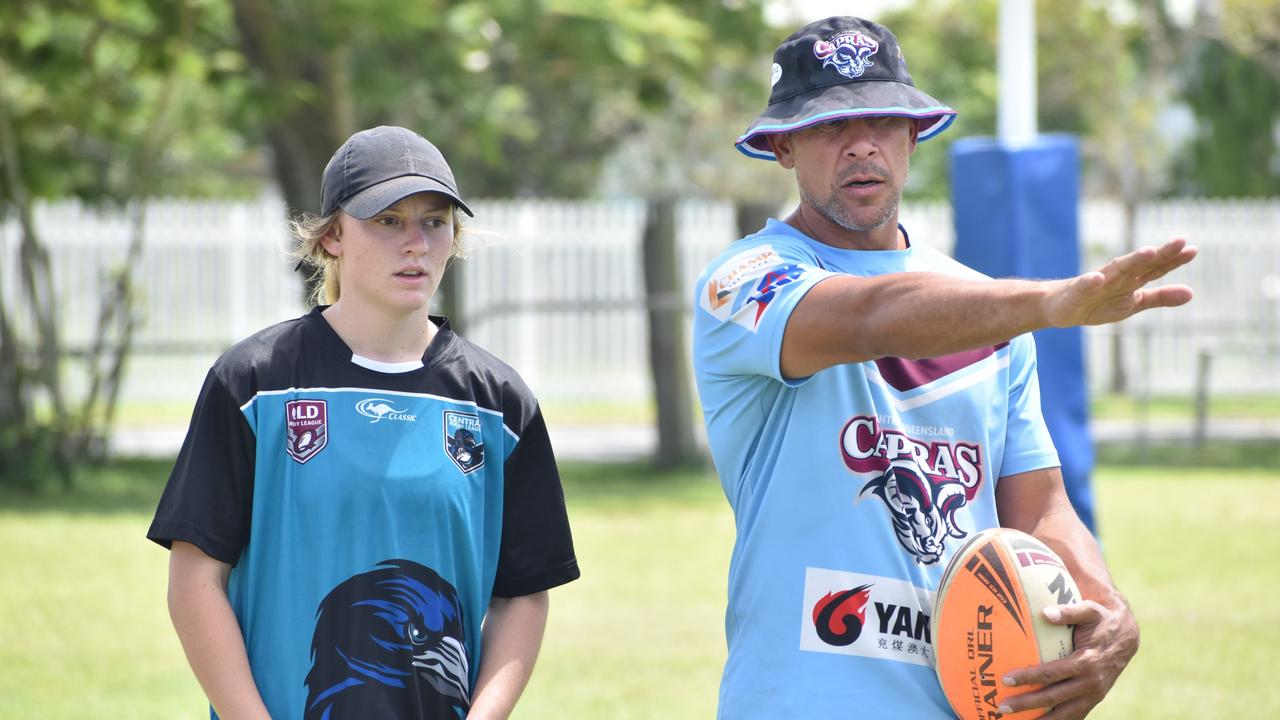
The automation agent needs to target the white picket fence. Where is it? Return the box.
[2,194,1278,411]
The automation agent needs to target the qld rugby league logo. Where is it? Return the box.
[443,411,484,474]
[286,399,328,464]
[842,416,984,565]
[813,32,879,79]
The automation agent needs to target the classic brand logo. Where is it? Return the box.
[355,397,417,424]
[443,411,485,474]
[286,399,328,464]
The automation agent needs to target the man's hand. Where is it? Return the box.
[997,598,1140,719]
[1045,238,1197,328]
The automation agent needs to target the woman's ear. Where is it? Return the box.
[319,222,343,257]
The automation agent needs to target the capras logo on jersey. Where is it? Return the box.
[841,416,984,565]
[355,397,417,424]
[286,399,328,464]
[813,32,879,79]
[800,567,934,667]
[443,411,485,474]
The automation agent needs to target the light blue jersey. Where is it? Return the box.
[692,220,1059,718]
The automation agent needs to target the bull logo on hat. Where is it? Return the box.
[813,32,879,79]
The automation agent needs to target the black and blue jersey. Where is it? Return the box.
[148,307,579,718]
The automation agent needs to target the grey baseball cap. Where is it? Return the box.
[320,125,474,218]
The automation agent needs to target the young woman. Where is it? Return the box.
[148,125,579,719]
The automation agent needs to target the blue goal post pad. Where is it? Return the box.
[949,135,1097,533]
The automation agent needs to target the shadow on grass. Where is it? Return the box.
[0,456,174,515]
[0,456,726,516]
[1096,439,1280,470]
[559,459,723,508]
[5,440,1272,517]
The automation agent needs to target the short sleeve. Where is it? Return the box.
[146,368,256,564]
[492,407,580,597]
[998,334,1060,478]
[693,240,835,384]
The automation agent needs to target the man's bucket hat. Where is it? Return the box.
[736,16,957,160]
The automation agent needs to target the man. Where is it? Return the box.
[692,16,1189,719]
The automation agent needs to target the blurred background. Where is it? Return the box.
[1,0,1277,718]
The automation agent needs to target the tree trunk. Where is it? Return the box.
[1108,196,1140,395]
[734,199,776,240]
[642,197,699,467]
[0,295,27,480]
[0,71,73,486]
[229,0,354,306]
[438,267,466,336]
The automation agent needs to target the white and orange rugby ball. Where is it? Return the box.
[931,528,1081,720]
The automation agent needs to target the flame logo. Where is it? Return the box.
[812,584,873,646]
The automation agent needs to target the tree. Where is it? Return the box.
[223,0,775,466]
[1176,36,1280,196]
[1220,0,1280,77]
[0,0,246,487]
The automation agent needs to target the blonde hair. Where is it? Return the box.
[289,206,467,307]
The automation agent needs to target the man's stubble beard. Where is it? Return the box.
[800,166,908,233]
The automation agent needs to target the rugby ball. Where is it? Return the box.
[932,528,1080,720]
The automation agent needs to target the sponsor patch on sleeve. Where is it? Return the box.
[699,245,809,331]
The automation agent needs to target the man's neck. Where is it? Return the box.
[784,205,904,251]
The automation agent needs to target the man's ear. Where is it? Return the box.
[908,122,920,155]
[766,133,796,169]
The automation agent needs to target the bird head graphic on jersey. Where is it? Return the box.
[305,559,470,719]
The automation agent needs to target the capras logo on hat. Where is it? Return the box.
[813,32,879,79]
[734,16,957,160]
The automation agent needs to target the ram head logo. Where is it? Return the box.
[860,460,968,565]
[813,32,879,79]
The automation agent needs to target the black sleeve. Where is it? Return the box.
[146,368,256,565]
[492,407,580,597]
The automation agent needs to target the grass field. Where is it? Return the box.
[1,450,1277,718]
[110,393,1280,429]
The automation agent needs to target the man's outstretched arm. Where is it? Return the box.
[781,238,1196,378]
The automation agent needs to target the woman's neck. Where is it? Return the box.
[321,302,437,363]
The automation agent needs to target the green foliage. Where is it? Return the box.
[0,0,255,201]
[0,423,63,491]
[221,0,774,202]
[879,0,1138,200]
[877,0,1280,200]
[1174,36,1280,197]
[876,0,998,199]
[0,0,257,490]
[1097,439,1280,470]
[1220,0,1280,77]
